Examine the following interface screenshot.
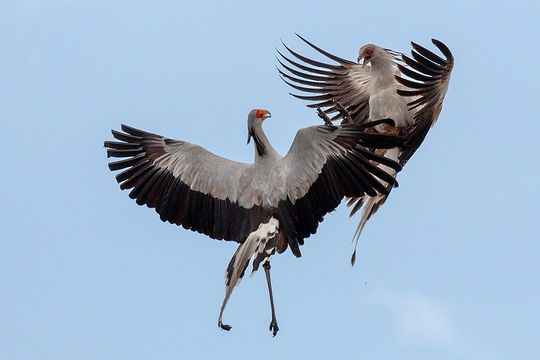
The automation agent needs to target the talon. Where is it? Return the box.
[332,100,354,124]
[218,321,232,331]
[316,107,333,127]
[269,321,279,337]
[263,260,280,337]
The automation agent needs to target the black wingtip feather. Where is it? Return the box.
[282,41,341,70]
[104,140,142,150]
[411,42,446,65]
[411,50,441,72]
[106,148,143,158]
[111,130,141,143]
[108,153,146,171]
[431,39,453,60]
[395,75,431,89]
[121,124,146,137]
[295,33,356,65]
[401,54,439,76]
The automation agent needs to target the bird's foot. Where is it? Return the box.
[218,321,232,331]
[333,100,353,124]
[316,107,334,127]
[269,320,279,337]
[360,118,396,130]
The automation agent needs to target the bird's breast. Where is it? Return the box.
[369,87,412,128]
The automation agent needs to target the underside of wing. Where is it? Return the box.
[346,40,454,256]
[105,125,272,243]
[276,121,404,256]
[395,39,454,164]
[277,34,371,125]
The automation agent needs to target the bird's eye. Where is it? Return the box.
[365,48,374,56]
[256,110,264,118]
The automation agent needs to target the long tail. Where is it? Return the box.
[218,217,280,331]
[348,194,389,265]
[348,147,400,265]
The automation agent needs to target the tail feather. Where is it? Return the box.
[348,196,365,217]
[218,217,279,331]
[348,147,400,265]
[349,194,389,265]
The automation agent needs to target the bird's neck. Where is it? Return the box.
[370,55,396,88]
[250,122,280,163]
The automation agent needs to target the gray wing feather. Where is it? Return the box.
[278,36,372,124]
[395,39,454,164]
[280,124,400,203]
[156,141,249,203]
[105,125,269,243]
[281,126,345,201]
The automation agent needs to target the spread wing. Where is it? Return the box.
[105,122,405,256]
[275,121,404,256]
[348,40,454,258]
[277,34,372,125]
[105,125,267,243]
[395,39,454,164]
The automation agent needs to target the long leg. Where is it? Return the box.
[316,107,335,127]
[217,218,280,333]
[263,262,279,336]
[333,100,354,124]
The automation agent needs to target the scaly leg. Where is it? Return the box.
[333,100,354,124]
[263,262,279,336]
[316,107,334,127]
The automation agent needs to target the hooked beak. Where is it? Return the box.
[248,110,271,144]
[357,55,372,68]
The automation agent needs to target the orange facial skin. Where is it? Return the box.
[256,109,267,119]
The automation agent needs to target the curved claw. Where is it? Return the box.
[269,320,279,337]
[359,118,396,129]
[218,321,232,331]
[332,100,354,124]
[317,107,334,127]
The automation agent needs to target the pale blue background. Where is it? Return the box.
[1,1,539,359]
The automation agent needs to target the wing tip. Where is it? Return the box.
[431,38,453,60]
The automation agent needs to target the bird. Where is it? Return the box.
[277,35,454,264]
[104,108,405,336]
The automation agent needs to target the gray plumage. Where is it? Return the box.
[278,36,454,263]
[104,108,405,334]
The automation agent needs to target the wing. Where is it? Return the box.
[277,34,371,125]
[275,121,404,256]
[105,125,271,243]
[347,40,454,260]
[394,39,454,164]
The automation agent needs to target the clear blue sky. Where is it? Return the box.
[1,1,539,359]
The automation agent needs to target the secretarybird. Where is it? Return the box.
[105,108,404,336]
[277,35,454,264]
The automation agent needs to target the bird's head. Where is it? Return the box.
[254,109,272,122]
[247,109,271,144]
[357,44,379,67]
